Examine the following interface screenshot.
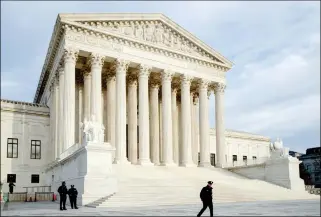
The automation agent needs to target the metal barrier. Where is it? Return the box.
[7,192,27,202]
[23,186,51,193]
[35,192,54,201]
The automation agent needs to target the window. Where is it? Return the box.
[243,156,247,161]
[7,138,18,158]
[252,156,257,160]
[30,140,41,159]
[210,154,216,166]
[7,174,16,183]
[31,174,40,183]
[232,155,237,162]
[306,164,311,171]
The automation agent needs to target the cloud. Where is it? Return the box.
[1,80,19,88]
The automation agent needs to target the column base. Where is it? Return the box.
[113,158,131,165]
[153,162,161,166]
[180,162,197,167]
[198,162,212,168]
[137,159,154,166]
[160,162,177,167]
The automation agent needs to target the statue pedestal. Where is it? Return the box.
[46,142,117,206]
[77,142,117,205]
[265,156,305,191]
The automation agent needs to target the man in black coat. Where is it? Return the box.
[9,182,15,194]
[197,181,214,217]
[57,181,68,211]
[68,185,78,209]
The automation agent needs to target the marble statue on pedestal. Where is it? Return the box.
[80,115,105,144]
[270,138,290,159]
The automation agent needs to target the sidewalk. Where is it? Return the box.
[1,199,320,216]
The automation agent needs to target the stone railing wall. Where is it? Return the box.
[223,157,269,168]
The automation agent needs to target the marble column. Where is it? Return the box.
[128,75,138,164]
[53,74,60,159]
[49,82,55,160]
[63,47,78,149]
[172,88,179,164]
[114,59,130,164]
[58,64,65,154]
[199,79,211,167]
[138,65,153,166]
[161,70,175,166]
[89,53,105,124]
[78,85,83,144]
[106,72,116,150]
[150,82,160,165]
[190,92,197,164]
[83,70,91,120]
[214,82,226,168]
[180,74,195,167]
[159,101,163,162]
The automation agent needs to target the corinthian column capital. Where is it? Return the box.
[127,74,138,86]
[139,65,152,77]
[88,53,105,68]
[180,74,193,86]
[198,79,210,90]
[214,83,226,94]
[162,70,174,82]
[57,63,64,76]
[112,59,130,75]
[63,47,79,63]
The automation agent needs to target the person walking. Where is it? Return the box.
[68,185,78,209]
[197,181,214,217]
[57,181,68,211]
[8,182,15,194]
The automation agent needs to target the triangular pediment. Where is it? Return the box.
[59,13,233,68]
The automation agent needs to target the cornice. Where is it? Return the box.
[33,16,64,104]
[1,99,50,117]
[1,99,48,108]
[209,128,271,142]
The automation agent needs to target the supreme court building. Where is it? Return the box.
[1,14,271,193]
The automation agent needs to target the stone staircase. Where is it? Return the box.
[89,164,319,208]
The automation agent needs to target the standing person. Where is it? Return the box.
[68,185,78,209]
[8,182,15,194]
[57,181,68,211]
[197,181,214,217]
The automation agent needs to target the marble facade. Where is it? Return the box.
[1,13,278,204]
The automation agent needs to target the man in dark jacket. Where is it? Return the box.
[9,182,15,194]
[68,185,78,209]
[197,181,214,217]
[57,181,68,211]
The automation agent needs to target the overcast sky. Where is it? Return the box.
[1,1,320,153]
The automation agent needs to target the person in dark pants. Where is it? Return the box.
[68,185,78,209]
[57,181,68,211]
[9,182,15,194]
[197,181,214,217]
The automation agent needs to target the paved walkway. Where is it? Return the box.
[1,199,320,216]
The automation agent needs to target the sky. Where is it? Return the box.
[1,1,320,153]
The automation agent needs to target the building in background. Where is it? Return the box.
[299,147,321,187]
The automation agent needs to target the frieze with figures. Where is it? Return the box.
[76,20,219,62]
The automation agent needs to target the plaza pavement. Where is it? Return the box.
[1,199,320,216]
